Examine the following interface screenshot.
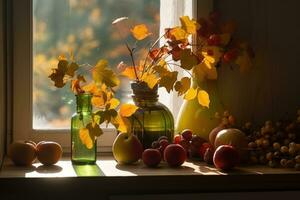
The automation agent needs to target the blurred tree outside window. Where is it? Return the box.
[33,0,160,129]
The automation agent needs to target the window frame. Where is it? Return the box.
[12,0,206,152]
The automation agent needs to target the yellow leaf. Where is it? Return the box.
[170,27,188,41]
[79,128,94,149]
[111,114,131,133]
[109,98,120,109]
[184,87,198,100]
[92,59,120,87]
[198,90,210,108]
[131,24,152,40]
[180,16,199,34]
[141,73,159,89]
[66,62,79,77]
[82,82,98,94]
[174,77,191,96]
[91,91,107,108]
[119,104,138,117]
[194,62,218,82]
[121,67,138,80]
[201,46,222,69]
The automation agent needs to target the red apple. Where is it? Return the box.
[214,128,248,162]
[142,149,161,167]
[164,144,187,167]
[213,145,239,170]
[112,133,143,164]
[209,125,226,147]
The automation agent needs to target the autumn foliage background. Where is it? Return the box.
[33,0,160,129]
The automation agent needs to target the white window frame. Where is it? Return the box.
[12,0,208,152]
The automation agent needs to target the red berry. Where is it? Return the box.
[158,139,169,155]
[181,129,193,141]
[223,49,238,63]
[207,34,221,46]
[199,142,213,159]
[174,135,182,144]
[178,139,191,156]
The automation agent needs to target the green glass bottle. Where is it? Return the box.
[130,82,174,149]
[71,93,96,164]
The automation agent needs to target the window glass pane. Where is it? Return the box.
[33,0,160,129]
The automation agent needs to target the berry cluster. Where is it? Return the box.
[246,111,300,170]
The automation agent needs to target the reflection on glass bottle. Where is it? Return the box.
[71,94,96,164]
[130,82,174,149]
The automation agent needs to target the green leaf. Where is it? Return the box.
[180,49,199,70]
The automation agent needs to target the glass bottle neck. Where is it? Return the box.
[76,94,92,113]
[132,95,158,107]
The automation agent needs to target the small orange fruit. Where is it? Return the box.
[36,141,62,165]
[8,141,37,166]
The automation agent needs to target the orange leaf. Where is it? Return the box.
[79,128,94,149]
[131,24,152,40]
[169,27,188,42]
[82,82,98,94]
[119,104,138,117]
[71,75,86,94]
[121,67,138,80]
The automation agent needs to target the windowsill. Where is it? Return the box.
[1,154,300,197]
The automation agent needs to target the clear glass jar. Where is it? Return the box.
[130,82,174,148]
[71,93,96,164]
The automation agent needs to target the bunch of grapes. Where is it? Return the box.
[247,110,300,170]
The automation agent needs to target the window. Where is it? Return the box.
[12,0,200,151]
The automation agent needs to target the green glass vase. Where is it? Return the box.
[176,80,224,140]
[130,82,174,149]
[71,93,96,164]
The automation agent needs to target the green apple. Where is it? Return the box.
[112,133,143,164]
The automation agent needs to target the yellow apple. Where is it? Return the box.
[112,133,143,164]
